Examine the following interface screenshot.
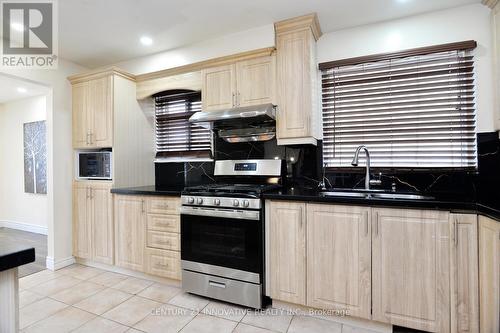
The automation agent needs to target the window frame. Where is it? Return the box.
[318,40,478,171]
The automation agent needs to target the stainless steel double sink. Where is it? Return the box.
[320,189,433,201]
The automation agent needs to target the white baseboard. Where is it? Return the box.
[46,256,75,271]
[0,220,48,235]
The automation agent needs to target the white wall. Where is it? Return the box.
[0,59,87,269]
[0,96,48,234]
[115,24,275,75]
[317,4,495,133]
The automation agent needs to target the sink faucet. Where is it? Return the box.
[351,145,381,190]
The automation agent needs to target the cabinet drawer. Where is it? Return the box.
[147,230,180,251]
[145,248,180,280]
[146,197,180,215]
[147,214,180,233]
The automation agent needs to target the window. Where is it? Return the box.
[320,41,477,169]
[154,90,211,159]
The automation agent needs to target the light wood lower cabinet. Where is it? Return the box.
[306,204,371,319]
[372,208,450,332]
[113,194,181,280]
[114,195,146,271]
[73,182,113,264]
[450,214,479,333]
[268,201,307,305]
[478,215,500,333]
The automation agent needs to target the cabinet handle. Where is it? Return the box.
[454,218,458,247]
[86,131,90,145]
[90,188,93,200]
[237,92,240,106]
[86,187,90,199]
[364,212,369,236]
[232,92,236,107]
[141,200,145,213]
[89,132,93,144]
[374,212,379,237]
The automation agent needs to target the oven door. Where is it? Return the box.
[181,206,262,275]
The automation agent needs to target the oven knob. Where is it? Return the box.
[187,197,195,204]
[196,198,204,204]
[213,199,221,206]
[233,199,239,207]
[242,200,250,208]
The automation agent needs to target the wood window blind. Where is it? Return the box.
[320,44,477,169]
[154,90,211,159]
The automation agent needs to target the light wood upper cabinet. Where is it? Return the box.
[371,208,450,333]
[114,195,146,271]
[450,214,479,333]
[90,183,114,265]
[268,200,306,305]
[73,182,113,264]
[201,64,236,111]
[201,56,276,111]
[73,183,91,259]
[72,82,89,148]
[478,215,500,333]
[236,56,276,107]
[306,204,371,319]
[72,75,113,148]
[88,76,113,147]
[275,14,321,145]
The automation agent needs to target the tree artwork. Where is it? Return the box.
[23,120,47,194]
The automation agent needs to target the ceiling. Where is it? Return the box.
[59,0,481,68]
[0,75,49,104]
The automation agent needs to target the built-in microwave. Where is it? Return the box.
[76,151,112,180]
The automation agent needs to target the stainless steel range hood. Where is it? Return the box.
[189,103,277,143]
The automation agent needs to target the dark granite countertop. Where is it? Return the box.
[111,185,183,196]
[262,186,500,222]
[0,244,35,272]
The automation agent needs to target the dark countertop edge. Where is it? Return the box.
[0,247,35,272]
[262,192,500,222]
[111,186,182,196]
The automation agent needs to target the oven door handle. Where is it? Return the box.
[181,206,260,220]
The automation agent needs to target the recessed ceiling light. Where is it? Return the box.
[11,22,24,32]
[140,36,153,46]
[396,0,411,3]
[17,87,27,93]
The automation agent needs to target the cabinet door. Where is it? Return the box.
[88,76,113,147]
[450,214,479,333]
[372,208,450,332]
[236,56,276,107]
[72,82,89,148]
[276,30,313,140]
[201,64,236,111]
[91,183,113,265]
[306,204,371,319]
[478,215,500,333]
[114,195,145,271]
[72,184,91,259]
[268,201,306,305]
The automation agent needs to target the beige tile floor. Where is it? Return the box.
[18,264,379,333]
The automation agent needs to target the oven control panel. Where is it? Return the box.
[181,195,261,210]
[234,163,257,171]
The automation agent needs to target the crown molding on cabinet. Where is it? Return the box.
[274,13,323,41]
[135,47,275,82]
[482,0,499,9]
[68,66,136,84]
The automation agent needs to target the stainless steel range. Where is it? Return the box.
[180,159,283,308]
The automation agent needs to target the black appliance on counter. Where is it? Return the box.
[180,159,283,308]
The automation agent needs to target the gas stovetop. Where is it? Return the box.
[183,183,281,197]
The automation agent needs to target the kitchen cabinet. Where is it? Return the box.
[72,75,113,148]
[306,204,371,319]
[113,195,181,279]
[371,208,450,332]
[492,1,500,128]
[478,215,500,333]
[450,214,479,333]
[268,201,306,305]
[275,14,322,145]
[114,195,146,271]
[201,64,236,111]
[201,56,276,111]
[73,182,113,264]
